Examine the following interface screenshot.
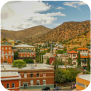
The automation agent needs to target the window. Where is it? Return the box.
[5,47,7,50]
[43,80,46,85]
[30,74,33,77]
[30,80,33,86]
[9,47,11,50]
[37,73,39,77]
[19,81,21,87]
[2,47,4,50]
[5,56,8,59]
[1,84,4,88]
[9,51,11,54]
[12,83,15,88]
[24,74,27,78]
[73,55,76,57]
[27,55,29,57]
[37,80,40,85]
[9,56,11,59]
[43,73,46,77]
[5,51,7,54]
[6,84,9,88]
[21,55,22,57]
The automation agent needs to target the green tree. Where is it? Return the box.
[68,57,72,66]
[87,56,90,71]
[47,58,49,64]
[12,60,26,69]
[23,58,34,63]
[42,55,43,63]
[2,37,7,41]
[77,51,81,68]
[14,51,18,60]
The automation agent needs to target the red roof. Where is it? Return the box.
[76,47,89,50]
[68,50,78,54]
[76,54,91,58]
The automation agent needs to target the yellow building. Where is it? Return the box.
[8,40,15,47]
[76,73,90,91]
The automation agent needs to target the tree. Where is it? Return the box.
[36,55,40,63]
[14,51,18,60]
[23,58,34,63]
[68,57,72,66]
[47,58,49,64]
[87,56,90,71]
[12,60,26,69]
[77,51,81,68]
[42,55,43,63]
[2,37,7,41]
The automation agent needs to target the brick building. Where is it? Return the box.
[1,42,14,63]
[1,64,54,90]
[1,71,21,91]
[13,44,36,59]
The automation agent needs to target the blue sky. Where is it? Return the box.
[1,1,90,31]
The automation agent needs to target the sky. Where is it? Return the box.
[1,1,90,31]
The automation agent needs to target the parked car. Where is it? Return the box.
[53,86,61,91]
[42,87,50,91]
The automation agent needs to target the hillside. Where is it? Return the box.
[1,25,51,41]
[28,21,90,43]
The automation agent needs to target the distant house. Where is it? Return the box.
[68,50,78,66]
[8,40,15,47]
[1,71,21,90]
[43,53,55,64]
[1,42,14,63]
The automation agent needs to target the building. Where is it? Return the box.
[1,42,14,63]
[1,63,54,90]
[76,47,89,69]
[76,73,90,91]
[68,50,78,66]
[13,44,36,59]
[43,53,55,64]
[8,40,15,47]
[1,71,21,91]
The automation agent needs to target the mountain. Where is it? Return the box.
[28,21,90,43]
[1,25,51,41]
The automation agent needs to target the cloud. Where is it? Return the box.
[63,1,86,10]
[1,1,66,31]
[56,7,65,9]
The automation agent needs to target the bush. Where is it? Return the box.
[23,58,34,63]
[13,60,26,69]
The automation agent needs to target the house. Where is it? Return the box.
[13,44,36,59]
[68,50,78,66]
[1,42,14,63]
[1,71,21,91]
[1,63,54,90]
[76,73,90,91]
[76,47,89,69]
[8,40,15,47]
[43,53,55,64]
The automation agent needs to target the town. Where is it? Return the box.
[1,39,90,91]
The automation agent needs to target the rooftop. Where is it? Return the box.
[68,50,78,54]
[1,71,21,80]
[76,48,89,50]
[14,44,35,48]
[79,74,90,81]
[1,42,12,45]
[1,63,54,71]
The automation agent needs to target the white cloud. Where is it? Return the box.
[63,1,91,8]
[56,7,65,9]
[1,1,66,31]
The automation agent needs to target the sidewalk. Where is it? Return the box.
[72,89,76,91]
